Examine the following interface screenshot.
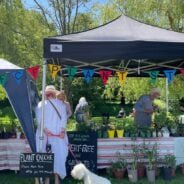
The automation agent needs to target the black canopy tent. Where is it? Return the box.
[39,15,184,151]
[0,58,38,152]
[43,14,184,77]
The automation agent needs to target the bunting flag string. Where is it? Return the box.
[67,66,77,80]
[12,70,24,85]
[82,69,95,83]
[26,66,40,80]
[116,71,128,85]
[0,74,8,87]
[146,71,160,84]
[48,64,61,80]
[164,70,176,84]
[3,63,183,85]
[99,70,112,85]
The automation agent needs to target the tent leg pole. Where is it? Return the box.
[166,78,169,113]
[60,76,63,90]
[36,59,47,184]
[39,59,47,152]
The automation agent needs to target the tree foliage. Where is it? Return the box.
[0,0,184,112]
[0,0,55,67]
[32,0,95,34]
[93,0,184,32]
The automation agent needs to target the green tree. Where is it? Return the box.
[32,0,95,34]
[93,0,184,32]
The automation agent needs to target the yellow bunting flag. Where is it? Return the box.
[48,64,61,80]
[116,71,128,85]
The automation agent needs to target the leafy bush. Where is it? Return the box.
[0,117,14,132]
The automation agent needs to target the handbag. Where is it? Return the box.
[46,135,52,153]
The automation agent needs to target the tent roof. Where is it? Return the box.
[43,15,184,77]
[0,58,22,70]
[53,15,184,42]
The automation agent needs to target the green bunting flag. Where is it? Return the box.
[67,66,77,80]
[147,71,159,84]
[0,74,8,87]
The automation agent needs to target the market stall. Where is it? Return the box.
[1,137,184,170]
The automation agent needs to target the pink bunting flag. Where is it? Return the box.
[99,70,112,85]
[26,66,40,80]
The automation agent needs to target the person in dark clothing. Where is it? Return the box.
[120,95,125,108]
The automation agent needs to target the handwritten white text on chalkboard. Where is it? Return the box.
[70,144,95,153]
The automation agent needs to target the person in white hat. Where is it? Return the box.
[56,90,72,119]
[134,88,161,128]
[35,85,68,184]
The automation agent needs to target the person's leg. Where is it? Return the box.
[45,177,50,184]
[54,174,60,184]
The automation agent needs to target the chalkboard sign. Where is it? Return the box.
[20,153,54,177]
[66,131,97,175]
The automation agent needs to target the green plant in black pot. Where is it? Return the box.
[164,154,176,168]
[123,116,134,137]
[163,154,176,180]
[76,122,91,132]
[129,123,138,140]
[154,111,167,131]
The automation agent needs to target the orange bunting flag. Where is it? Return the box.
[99,70,112,85]
[116,71,128,85]
[48,64,61,80]
[26,66,40,80]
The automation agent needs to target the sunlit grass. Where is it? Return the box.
[1,170,184,184]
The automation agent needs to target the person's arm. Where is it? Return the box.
[43,128,53,136]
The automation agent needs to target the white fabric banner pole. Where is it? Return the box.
[39,59,47,152]
[166,77,169,113]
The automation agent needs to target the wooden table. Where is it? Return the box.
[97,137,175,168]
[0,139,29,170]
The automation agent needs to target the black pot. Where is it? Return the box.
[163,167,172,180]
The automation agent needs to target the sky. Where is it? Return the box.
[23,0,107,11]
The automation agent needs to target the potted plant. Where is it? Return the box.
[123,116,134,137]
[136,142,146,179]
[145,144,157,183]
[139,127,147,138]
[115,119,124,138]
[167,112,178,135]
[110,152,127,179]
[180,163,184,175]
[154,111,167,135]
[107,123,116,138]
[127,144,138,183]
[163,154,176,180]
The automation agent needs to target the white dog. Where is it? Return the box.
[71,163,111,184]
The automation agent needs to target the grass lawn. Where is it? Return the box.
[1,170,184,184]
